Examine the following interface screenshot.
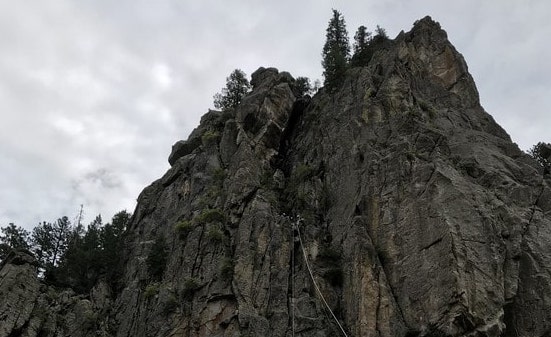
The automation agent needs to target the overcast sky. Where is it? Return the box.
[1,1,549,229]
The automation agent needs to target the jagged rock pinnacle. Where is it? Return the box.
[2,16,551,337]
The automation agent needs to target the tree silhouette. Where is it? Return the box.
[529,142,551,174]
[31,216,72,278]
[322,9,350,92]
[353,25,371,55]
[213,69,251,110]
[0,223,30,260]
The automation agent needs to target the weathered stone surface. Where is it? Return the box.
[113,17,548,336]
[277,16,551,336]
[0,251,40,337]
[168,109,229,166]
[168,138,201,166]
[0,251,113,337]
[2,16,550,337]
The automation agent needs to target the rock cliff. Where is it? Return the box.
[2,16,551,337]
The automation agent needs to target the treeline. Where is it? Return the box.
[0,210,130,294]
[322,9,390,92]
[212,69,320,111]
[212,9,389,111]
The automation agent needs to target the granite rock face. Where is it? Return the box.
[0,251,112,337]
[2,16,550,337]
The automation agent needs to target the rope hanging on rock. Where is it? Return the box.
[291,221,296,337]
[295,217,349,337]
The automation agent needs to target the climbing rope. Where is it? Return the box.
[291,222,296,337]
[294,218,349,337]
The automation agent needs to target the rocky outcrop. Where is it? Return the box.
[0,251,41,337]
[2,16,550,337]
[0,250,113,337]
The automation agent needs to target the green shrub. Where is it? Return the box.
[205,226,225,243]
[201,130,219,146]
[418,100,437,119]
[81,311,98,330]
[219,257,234,281]
[212,168,226,185]
[293,163,316,182]
[195,208,226,225]
[144,282,160,299]
[161,294,178,315]
[181,277,200,300]
[197,188,221,209]
[175,220,194,240]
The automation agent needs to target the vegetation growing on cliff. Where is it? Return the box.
[210,9,389,103]
[213,69,251,110]
[322,9,350,92]
[322,10,389,90]
[529,142,551,175]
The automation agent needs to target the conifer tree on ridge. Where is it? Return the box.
[321,9,350,92]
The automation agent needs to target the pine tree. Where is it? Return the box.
[101,210,130,291]
[0,223,30,260]
[213,69,251,110]
[322,9,350,92]
[294,76,313,97]
[353,25,371,55]
[351,24,390,67]
[375,25,388,39]
[0,223,30,250]
[64,216,103,292]
[31,216,72,279]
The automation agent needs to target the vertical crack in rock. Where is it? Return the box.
[2,16,550,337]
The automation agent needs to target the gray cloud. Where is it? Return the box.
[0,0,549,228]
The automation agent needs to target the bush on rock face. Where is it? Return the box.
[528,142,551,175]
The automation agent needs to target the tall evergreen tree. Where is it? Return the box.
[2,210,130,293]
[101,210,130,291]
[213,69,251,110]
[54,211,130,293]
[294,76,313,97]
[353,25,371,55]
[322,9,350,92]
[374,25,388,39]
[62,216,103,291]
[351,24,390,67]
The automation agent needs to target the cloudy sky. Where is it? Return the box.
[1,1,549,229]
